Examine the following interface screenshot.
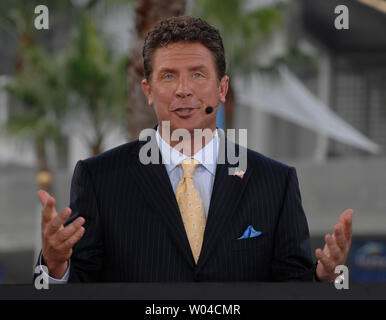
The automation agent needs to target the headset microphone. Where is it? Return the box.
[205,106,214,114]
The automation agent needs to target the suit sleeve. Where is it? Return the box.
[66,160,105,282]
[270,167,316,281]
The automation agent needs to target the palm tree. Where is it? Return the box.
[3,47,68,192]
[0,0,74,72]
[0,0,77,191]
[66,13,128,155]
[1,1,129,189]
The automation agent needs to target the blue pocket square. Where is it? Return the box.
[237,225,262,240]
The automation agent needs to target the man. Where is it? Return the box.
[36,16,353,283]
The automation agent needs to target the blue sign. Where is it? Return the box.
[350,240,386,282]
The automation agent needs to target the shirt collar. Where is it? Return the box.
[155,126,218,176]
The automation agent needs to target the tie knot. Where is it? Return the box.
[180,158,199,178]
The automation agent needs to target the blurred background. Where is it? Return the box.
[0,0,385,283]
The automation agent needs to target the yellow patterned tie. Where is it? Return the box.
[176,158,207,264]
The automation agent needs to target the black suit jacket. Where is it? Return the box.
[52,131,315,282]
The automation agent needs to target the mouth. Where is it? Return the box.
[172,107,198,118]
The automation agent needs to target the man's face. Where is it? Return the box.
[141,42,229,134]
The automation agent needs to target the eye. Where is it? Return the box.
[193,72,203,78]
[163,74,174,80]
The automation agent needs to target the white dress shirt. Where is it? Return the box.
[41,127,219,283]
[155,127,219,216]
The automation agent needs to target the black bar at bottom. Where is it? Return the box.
[0,282,385,300]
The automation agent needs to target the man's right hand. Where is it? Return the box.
[38,190,86,279]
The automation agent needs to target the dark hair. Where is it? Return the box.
[143,16,226,81]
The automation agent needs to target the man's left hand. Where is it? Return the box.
[315,209,354,282]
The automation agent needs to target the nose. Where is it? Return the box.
[175,75,193,98]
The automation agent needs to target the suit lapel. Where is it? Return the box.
[197,131,253,273]
[128,134,195,267]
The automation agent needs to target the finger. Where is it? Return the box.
[315,248,335,274]
[333,224,346,251]
[338,208,353,229]
[56,217,85,243]
[38,190,50,207]
[47,207,71,236]
[60,227,85,250]
[325,234,342,262]
[41,195,57,225]
[343,210,354,242]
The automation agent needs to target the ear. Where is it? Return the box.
[218,75,229,104]
[141,79,154,106]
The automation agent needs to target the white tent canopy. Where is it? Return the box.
[235,67,380,154]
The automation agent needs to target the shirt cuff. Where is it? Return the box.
[39,252,70,284]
